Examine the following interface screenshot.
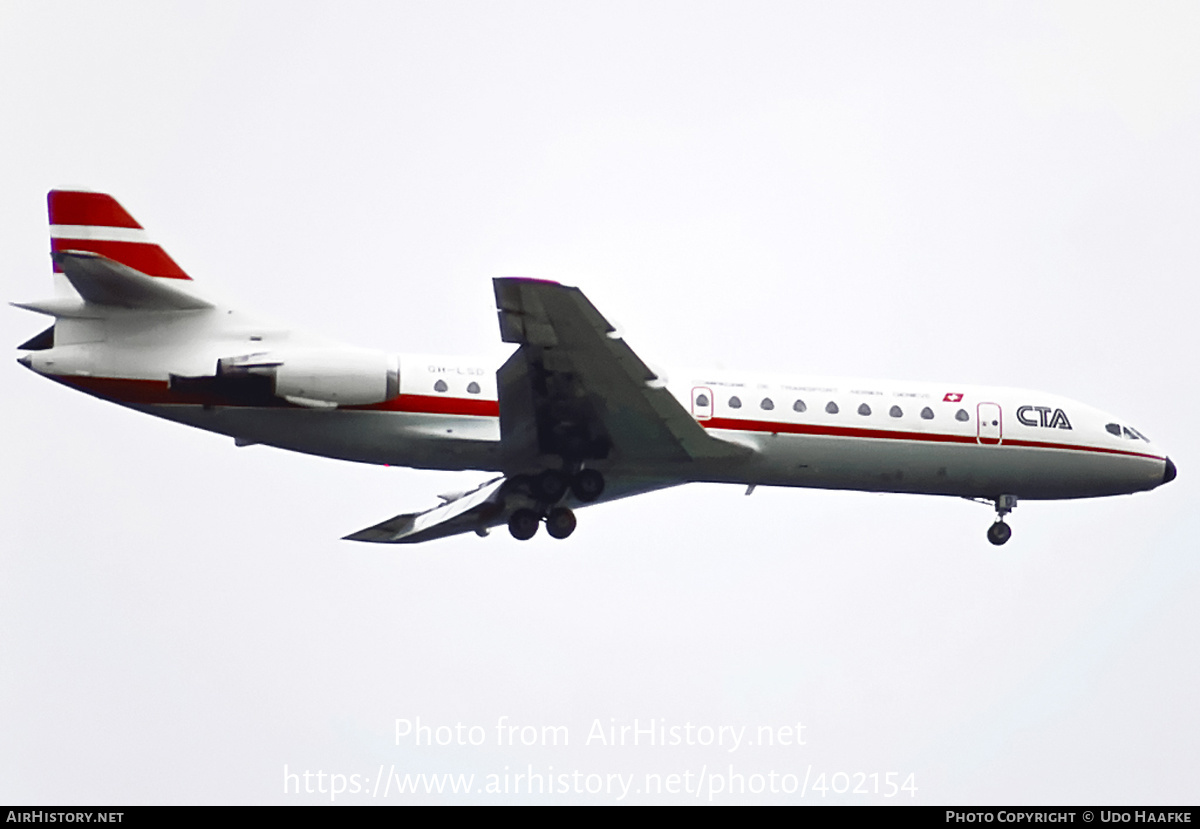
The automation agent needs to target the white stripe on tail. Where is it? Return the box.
[48,191,191,280]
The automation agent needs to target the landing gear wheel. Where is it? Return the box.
[534,470,569,503]
[545,507,577,540]
[508,508,540,541]
[987,521,1012,546]
[571,469,605,503]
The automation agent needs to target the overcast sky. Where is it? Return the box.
[2,1,1198,804]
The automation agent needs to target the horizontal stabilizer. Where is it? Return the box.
[18,325,55,351]
[51,250,212,311]
[344,477,508,544]
[11,297,103,318]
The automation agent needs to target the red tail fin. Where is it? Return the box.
[48,190,191,280]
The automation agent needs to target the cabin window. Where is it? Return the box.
[695,393,710,407]
[955,408,969,422]
[434,379,448,393]
[858,403,871,416]
[793,399,807,413]
[467,381,481,395]
[825,401,839,414]
[921,407,934,420]
[729,396,742,409]
[761,398,774,411]
[1106,423,1122,437]
[890,405,902,418]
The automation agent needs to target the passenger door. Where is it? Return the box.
[977,402,1002,445]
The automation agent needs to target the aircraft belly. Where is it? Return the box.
[134,404,504,470]
[704,431,1163,499]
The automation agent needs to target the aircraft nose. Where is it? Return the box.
[1163,456,1177,485]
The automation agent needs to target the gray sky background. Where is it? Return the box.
[2,1,1197,804]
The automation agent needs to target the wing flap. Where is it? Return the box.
[344,477,507,544]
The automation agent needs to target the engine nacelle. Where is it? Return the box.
[219,349,399,407]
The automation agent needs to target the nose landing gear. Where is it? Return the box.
[987,521,1012,546]
[987,495,1018,546]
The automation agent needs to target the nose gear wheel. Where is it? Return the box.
[985,495,1017,546]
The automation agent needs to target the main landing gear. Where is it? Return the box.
[545,507,577,539]
[987,494,1018,546]
[508,508,540,541]
[506,469,605,541]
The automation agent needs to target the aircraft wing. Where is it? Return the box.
[347,278,747,545]
[493,277,748,469]
[343,472,677,544]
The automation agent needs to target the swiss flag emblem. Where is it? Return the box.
[943,392,963,402]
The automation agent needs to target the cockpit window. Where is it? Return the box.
[1123,426,1150,442]
[1106,423,1122,437]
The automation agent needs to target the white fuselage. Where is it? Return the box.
[24,303,1170,504]
[21,189,1174,545]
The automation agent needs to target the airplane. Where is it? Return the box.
[14,190,1176,546]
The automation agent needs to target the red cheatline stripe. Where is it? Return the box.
[353,393,500,417]
[1001,437,1161,459]
[51,376,501,416]
[55,376,197,405]
[702,416,1165,461]
[45,375,1166,462]
[48,191,142,228]
[51,238,191,280]
[706,415,977,446]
